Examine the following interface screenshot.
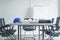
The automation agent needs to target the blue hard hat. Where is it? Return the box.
[13,18,21,23]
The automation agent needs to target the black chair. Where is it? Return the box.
[23,18,36,40]
[0,18,16,40]
[38,19,54,40]
[39,19,54,31]
[47,18,54,30]
[23,18,36,33]
[45,17,60,40]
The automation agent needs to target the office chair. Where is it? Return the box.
[45,17,60,40]
[23,18,36,40]
[47,18,54,30]
[38,19,53,40]
[0,18,16,40]
[38,19,53,32]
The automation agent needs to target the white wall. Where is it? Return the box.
[58,0,60,16]
[0,0,31,24]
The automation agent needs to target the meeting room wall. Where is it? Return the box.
[0,0,59,37]
[58,0,60,17]
[0,0,32,24]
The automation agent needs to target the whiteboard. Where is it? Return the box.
[33,6,58,19]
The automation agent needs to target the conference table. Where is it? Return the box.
[9,22,54,40]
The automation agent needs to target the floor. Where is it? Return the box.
[0,35,60,40]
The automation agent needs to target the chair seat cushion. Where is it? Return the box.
[23,26,36,31]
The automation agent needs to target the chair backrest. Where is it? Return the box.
[51,18,54,23]
[24,18,33,20]
[55,17,60,30]
[0,18,5,31]
[39,19,51,23]
[0,18,5,27]
[23,18,36,31]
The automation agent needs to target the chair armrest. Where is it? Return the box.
[48,24,56,27]
[0,24,12,29]
[0,24,15,32]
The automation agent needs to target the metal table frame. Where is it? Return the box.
[9,23,53,40]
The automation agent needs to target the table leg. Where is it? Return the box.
[20,26,21,40]
[42,25,44,40]
[18,25,19,40]
[39,26,40,40]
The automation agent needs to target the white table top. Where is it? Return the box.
[8,22,54,26]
